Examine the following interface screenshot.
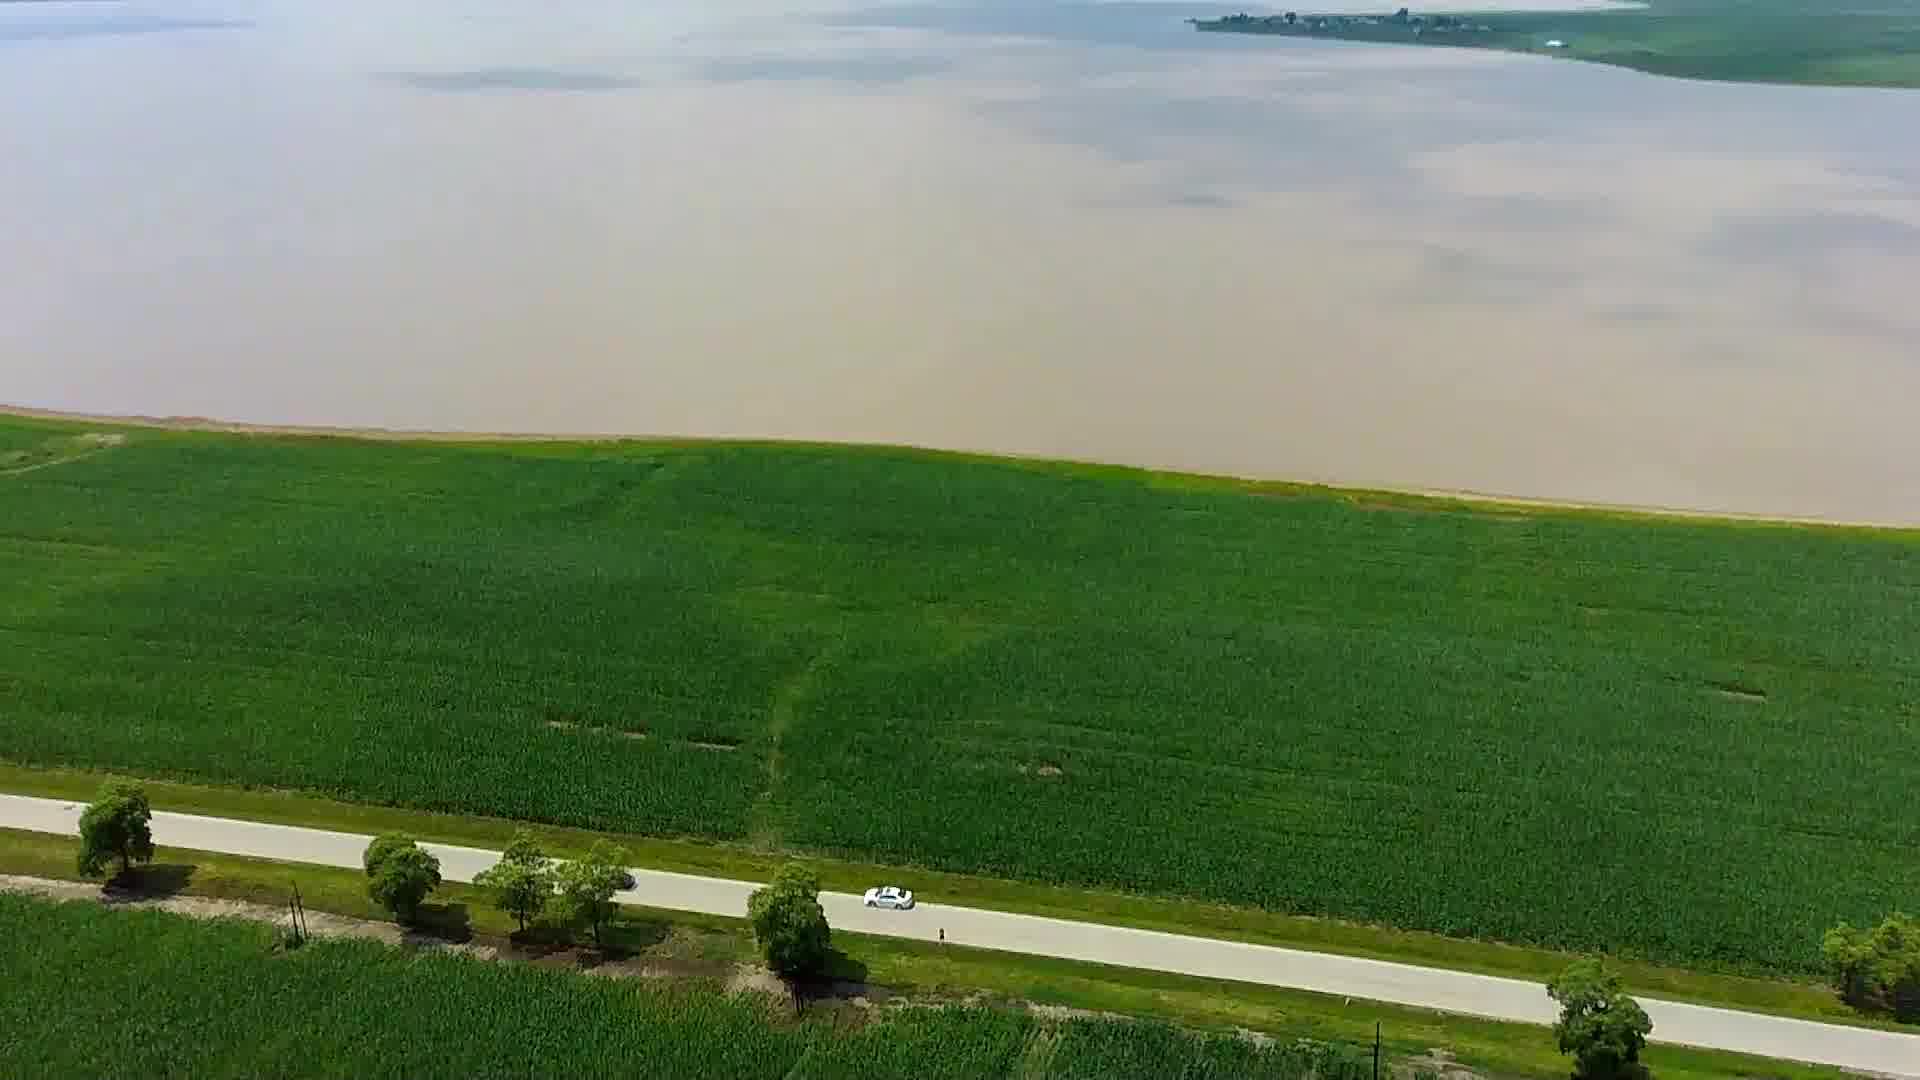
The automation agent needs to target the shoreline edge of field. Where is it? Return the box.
[6,402,1912,533]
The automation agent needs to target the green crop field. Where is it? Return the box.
[3,417,1919,976]
[0,893,1370,1078]
[1195,0,1920,88]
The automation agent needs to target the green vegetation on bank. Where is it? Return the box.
[3,416,1918,980]
[1194,0,1920,89]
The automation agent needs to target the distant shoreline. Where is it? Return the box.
[7,402,1910,532]
[1204,0,1645,11]
[1191,3,1920,90]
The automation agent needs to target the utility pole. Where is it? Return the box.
[288,881,309,945]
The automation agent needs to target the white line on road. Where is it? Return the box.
[4,794,1914,1076]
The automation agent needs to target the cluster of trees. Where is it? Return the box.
[69,782,833,980]
[426,831,637,945]
[1824,913,1920,1021]
[370,829,834,974]
[469,835,834,983]
[1202,8,1491,35]
[359,831,640,944]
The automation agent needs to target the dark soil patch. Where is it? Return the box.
[1709,680,1768,703]
[543,713,648,739]
[685,735,743,751]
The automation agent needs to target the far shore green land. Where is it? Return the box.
[1193,0,1920,88]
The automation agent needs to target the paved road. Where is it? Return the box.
[5,794,1915,1075]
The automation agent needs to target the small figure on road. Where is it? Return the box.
[939,927,945,944]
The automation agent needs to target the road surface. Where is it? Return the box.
[4,793,1914,1076]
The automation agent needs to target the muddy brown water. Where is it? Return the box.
[3,0,1918,522]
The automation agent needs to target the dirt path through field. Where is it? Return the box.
[0,873,498,955]
[0,872,743,985]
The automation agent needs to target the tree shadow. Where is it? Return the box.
[495,922,571,955]
[403,901,473,944]
[604,914,672,953]
[822,947,869,985]
[574,947,624,971]
[796,948,886,1006]
[489,915,672,965]
[101,862,196,901]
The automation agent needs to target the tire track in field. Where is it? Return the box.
[0,432,126,478]
[0,447,110,478]
[747,638,843,850]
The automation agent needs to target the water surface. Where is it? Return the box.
[3,0,1918,520]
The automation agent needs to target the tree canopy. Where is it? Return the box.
[475,830,554,933]
[1546,959,1652,1080]
[75,781,155,881]
[747,863,832,980]
[1825,913,1920,1021]
[552,840,632,946]
[362,835,441,924]
[362,833,415,877]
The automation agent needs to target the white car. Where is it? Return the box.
[863,885,915,910]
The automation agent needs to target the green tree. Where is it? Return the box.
[75,781,156,881]
[1824,922,1880,1008]
[362,833,415,876]
[362,835,441,924]
[1546,959,1652,1080]
[1883,932,1920,1021]
[552,840,633,946]
[475,830,554,933]
[747,863,832,980]
[1825,913,1920,1021]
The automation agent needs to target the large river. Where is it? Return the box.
[4,0,1918,521]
